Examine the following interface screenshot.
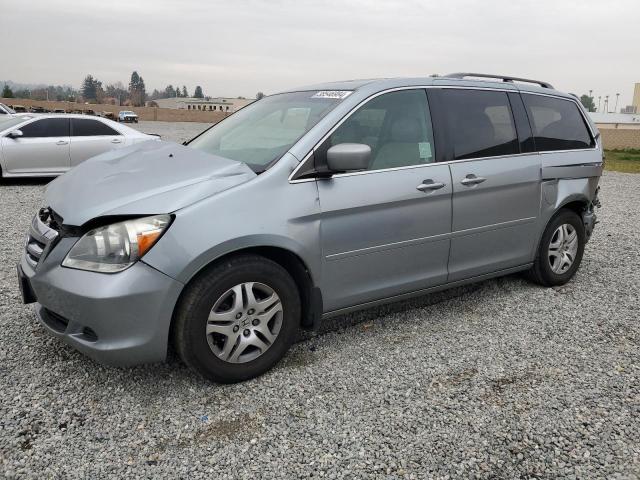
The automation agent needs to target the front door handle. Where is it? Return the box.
[111,138,122,143]
[55,140,68,146]
[416,179,446,192]
[460,174,486,186]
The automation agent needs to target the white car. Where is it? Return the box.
[0,103,16,115]
[0,114,157,178]
[118,111,138,123]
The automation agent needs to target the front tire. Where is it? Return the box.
[174,255,300,383]
[527,209,586,287]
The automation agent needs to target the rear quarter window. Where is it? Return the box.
[522,95,594,151]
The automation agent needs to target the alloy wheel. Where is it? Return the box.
[548,223,578,274]
[206,282,283,363]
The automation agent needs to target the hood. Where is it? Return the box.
[46,140,256,226]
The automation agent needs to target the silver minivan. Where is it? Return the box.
[18,73,602,383]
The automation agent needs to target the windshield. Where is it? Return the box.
[188,91,347,171]
[0,115,33,132]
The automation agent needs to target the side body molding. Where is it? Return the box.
[541,163,603,180]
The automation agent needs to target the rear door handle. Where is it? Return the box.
[416,180,446,192]
[460,174,486,186]
[55,140,68,146]
[111,138,122,144]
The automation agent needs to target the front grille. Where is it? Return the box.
[24,207,60,269]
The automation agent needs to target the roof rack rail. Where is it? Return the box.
[443,73,554,89]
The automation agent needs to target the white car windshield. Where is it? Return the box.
[0,115,33,132]
[0,103,16,114]
[187,91,347,172]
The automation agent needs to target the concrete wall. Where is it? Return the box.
[600,128,640,150]
[1,97,229,123]
[595,123,640,130]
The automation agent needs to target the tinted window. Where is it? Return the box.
[441,90,519,160]
[20,118,69,138]
[72,118,120,136]
[327,89,435,170]
[522,95,594,151]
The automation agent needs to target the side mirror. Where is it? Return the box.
[326,143,371,172]
[7,129,23,139]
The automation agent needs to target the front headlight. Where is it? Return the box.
[62,214,171,273]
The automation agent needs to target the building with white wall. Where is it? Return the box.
[152,97,254,112]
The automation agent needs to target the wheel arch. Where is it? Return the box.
[533,194,589,262]
[557,196,589,216]
[170,244,322,345]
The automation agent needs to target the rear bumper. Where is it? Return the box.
[20,241,184,366]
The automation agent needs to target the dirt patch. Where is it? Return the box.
[194,414,259,443]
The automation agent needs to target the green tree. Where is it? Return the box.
[580,94,596,113]
[255,92,264,100]
[128,71,147,106]
[81,74,100,102]
[194,86,204,98]
[182,85,188,98]
[2,84,14,98]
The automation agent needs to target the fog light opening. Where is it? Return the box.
[80,327,98,343]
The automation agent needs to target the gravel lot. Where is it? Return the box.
[0,127,638,478]
[132,120,212,144]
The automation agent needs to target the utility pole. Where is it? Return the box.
[615,93,620,113]
[598,96,601,112]
[605,95,609,113]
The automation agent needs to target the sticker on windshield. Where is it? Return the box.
[312,90,353,99]
[418,142,433,160]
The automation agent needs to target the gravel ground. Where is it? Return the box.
[0,144,638,478]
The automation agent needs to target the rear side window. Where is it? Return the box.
[440,90,519,160]
[522,95,594,151]
[72,118,120,136]
[20,118,69,138]
[327,89,436,170]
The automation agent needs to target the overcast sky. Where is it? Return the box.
[3,0,638,108]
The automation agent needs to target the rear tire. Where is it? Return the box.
[527,209,585,287]
[173,255,300,383]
